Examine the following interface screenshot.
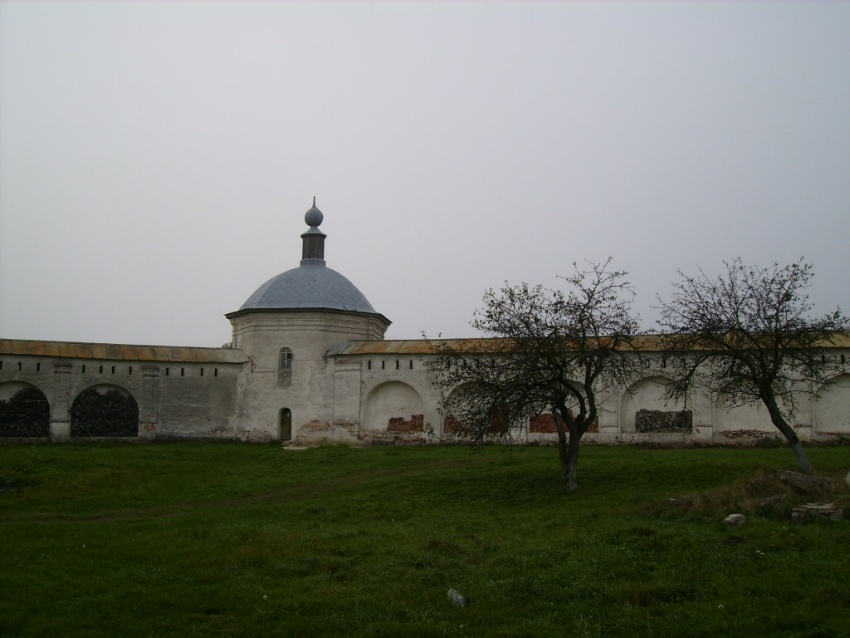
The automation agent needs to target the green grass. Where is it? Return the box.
[1,442,849,637]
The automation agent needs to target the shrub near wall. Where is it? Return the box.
[0,386,50,437]
[70,388,139,437]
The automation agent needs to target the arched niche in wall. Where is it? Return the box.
[0,381,50,437]
[814,374,850,434]
[440,383,473,436]
[713,401,769,433]
[70,384,139,437]
[362,381,425,433]
[438,383,531,437]
[620,376,690,434]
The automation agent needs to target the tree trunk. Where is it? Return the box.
[555,425,580,493]
[762,392,814,474]
[565,426,580,492]
[555,423,571,491]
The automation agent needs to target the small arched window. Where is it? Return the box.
[279,348,293,370]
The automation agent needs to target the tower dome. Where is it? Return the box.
[227,199,386,320]
[237,262,378,314]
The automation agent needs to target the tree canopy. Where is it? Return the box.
[657,258,848,473]
[430,259,642,492]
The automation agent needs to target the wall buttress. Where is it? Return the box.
[50,363,72,440]
[140,366,160,439]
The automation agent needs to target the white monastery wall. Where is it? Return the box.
[0,347,245,440]
[2,202,848,446]
[814,374,850,434]
[2,343,849,445]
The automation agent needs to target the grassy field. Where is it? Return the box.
[1,442,848,637]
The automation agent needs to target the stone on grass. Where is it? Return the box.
[791,502,843,523]
[723,513,746,525]
[778,470,839,494]
[447,589,465,607]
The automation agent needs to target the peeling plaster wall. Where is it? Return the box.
[621,376,685,433]
[814,374,850,434]
[714,401,774,434]
[156,365,243,439]
[0,353,244,440]
[355,356,442,441]
[362,381,425,432]
[2,337,849,446]
[634,409,692,433]
[229,310,390,443]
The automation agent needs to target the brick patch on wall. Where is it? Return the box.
[443,415,461,433]
[635,409,692,433]
[529,414,558,433]
[387,414,424,433]
[529,412,598,433]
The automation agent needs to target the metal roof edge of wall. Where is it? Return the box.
[0,339,249,364]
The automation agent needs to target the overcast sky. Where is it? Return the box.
[1,1,848,347]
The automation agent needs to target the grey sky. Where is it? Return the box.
[1,1,848,347]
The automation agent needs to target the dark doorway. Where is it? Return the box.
[279,408,292,442]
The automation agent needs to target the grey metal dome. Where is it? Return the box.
[238,260,377,313]
[229,199,384,319]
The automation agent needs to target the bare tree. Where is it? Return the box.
[657,258,847,474]
[430,259,642,492]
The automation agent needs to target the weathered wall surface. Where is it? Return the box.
[355,355,444,443]
[155,364,244,439]
[620,376,686,433]
[337,346,847,445]
[229,310,390,443]
[2,337,848,446]
[0,343,246,440]
[813,374,850,435]
[363,381,425,434]
[634,409,693,433]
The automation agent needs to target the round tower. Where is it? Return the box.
[225,200,390,440]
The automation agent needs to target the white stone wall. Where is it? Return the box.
[620,376,685,433]
[338,351,850,446]
[355,355,442,442]
[0,353,244,440]
[2,332,848,446]
[154,364,245,439]
[229,310,390,443]
[813,373,850,435]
